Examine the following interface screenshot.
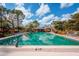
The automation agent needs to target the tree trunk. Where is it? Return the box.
[17,16,19,32]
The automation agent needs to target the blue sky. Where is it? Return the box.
[5,3,79,16]
[1,3,79,27]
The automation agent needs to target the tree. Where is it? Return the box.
[11,9,25,32]
[32,21,39,28]
[53,21,64,31]
[0,6,25,37]
[25,20,39,31]
[72,13,79,20]
[0,6,9,36]
[71,13,79,31]
[52,13,79,32]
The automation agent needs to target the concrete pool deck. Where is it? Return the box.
[0,46,79,56]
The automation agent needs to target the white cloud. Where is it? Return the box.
[15,3,24,7]
[60,7,79,21]
[61,13,71,21]
[21,3,51,26]
[36,3,50,17]
[60,3,74,9]
[39,14,54,23]
[0,3,6,7]
[58,7,79,21]
[22,19,34,26]
[53,16,60,21]
[73,8,79,14]
[38,14,57,28]
[15,3,78,27]
[15,3,34,25]
[15,3,33,19]
[77,8,79,13]
[38,13,72,27]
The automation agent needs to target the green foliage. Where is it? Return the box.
[11,9,25,32]
[53,21,64,31]
[25,20,39,31]
[52,13,79,32]
[0,6,25,37]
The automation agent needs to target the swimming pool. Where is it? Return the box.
[0,32,79,46]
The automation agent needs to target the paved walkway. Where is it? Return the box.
[0,46,79,56]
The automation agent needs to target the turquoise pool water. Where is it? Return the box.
[0,32,79,46]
